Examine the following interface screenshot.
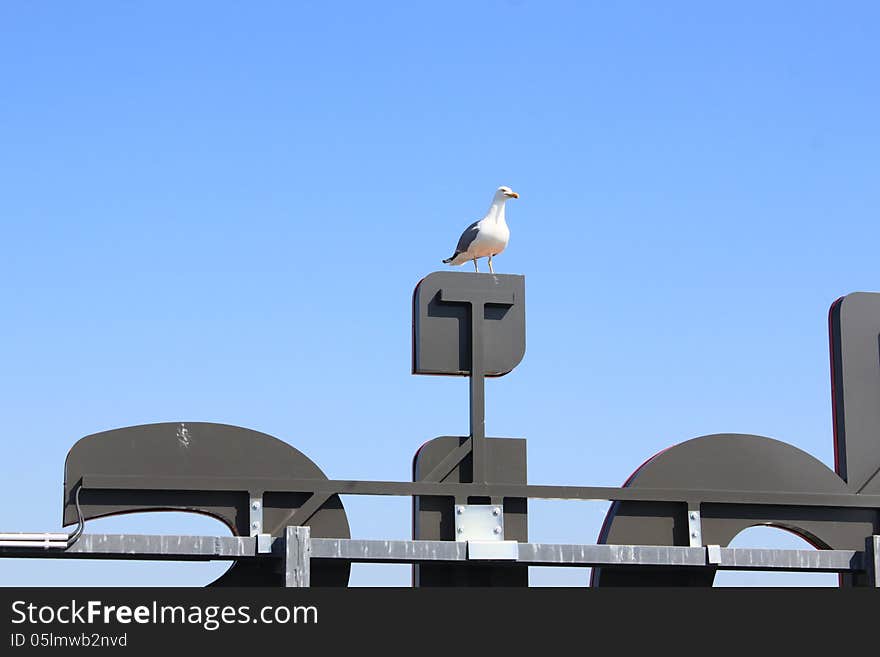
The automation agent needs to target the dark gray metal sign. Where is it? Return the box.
[7,274,880,587]
[412,271,525,377]
[63,423,351,586]
[592,291,880,586]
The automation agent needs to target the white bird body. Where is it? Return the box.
[446,211,509,264]
[443,186,519,273]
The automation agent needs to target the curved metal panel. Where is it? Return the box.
[63,422,351,586]
[592,434,877,586]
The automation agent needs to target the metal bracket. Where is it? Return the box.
[707,544,722,565]
[687,508,702,547]
[284,526,311,587]
[249,495,263,537]
[256,533,272,554]
[468,540,519,560]
[455,504,504,541]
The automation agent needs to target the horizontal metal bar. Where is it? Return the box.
[0,534,259,561]
[712,547,862,573]
[310,538,466,563]
[0,533,866,573]
[81,474,880,510]
[309,539,861,572]
[304,539,708,568]
[517,543,707,568]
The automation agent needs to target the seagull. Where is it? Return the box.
[442,186,519,274]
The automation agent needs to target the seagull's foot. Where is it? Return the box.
[488,256,495,274]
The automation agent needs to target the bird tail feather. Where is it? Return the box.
[442,257,453,264]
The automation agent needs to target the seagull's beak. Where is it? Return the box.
[504,191,519,199]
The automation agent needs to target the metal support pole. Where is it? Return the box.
[469,303,486,484]
[284,526,311,587]
[439,287,515,485]
[866,536,880,587]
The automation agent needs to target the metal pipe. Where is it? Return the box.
[0,540,68,548]
[0,533,70,541]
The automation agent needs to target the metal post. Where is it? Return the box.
[438,286,515,485]
[414,273,523,493]
[285,526,311,587]
[469,302,486,484]
[866,536,880,587]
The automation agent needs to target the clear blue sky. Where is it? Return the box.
[1,2,876,586]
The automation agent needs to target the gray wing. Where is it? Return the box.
[449,220,481,258]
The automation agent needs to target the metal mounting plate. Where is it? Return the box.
[455,504,504,541]
[468,541,518,560]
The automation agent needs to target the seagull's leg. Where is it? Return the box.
[473,258,479,273]
[488,255,494,274]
